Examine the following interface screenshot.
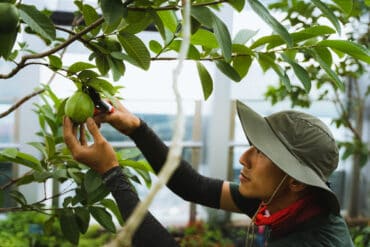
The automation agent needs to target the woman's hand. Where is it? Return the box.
[94,99,141,136]
[63,116,118,174]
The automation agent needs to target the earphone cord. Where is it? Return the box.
[245,174,288,247]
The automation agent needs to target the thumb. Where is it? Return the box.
[86,118,105,142]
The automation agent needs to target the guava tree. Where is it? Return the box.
[0,0,369,245]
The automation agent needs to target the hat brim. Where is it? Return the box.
[236,100,340,214]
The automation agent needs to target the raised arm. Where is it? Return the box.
[63,117,179,247]
[94,100,260,215]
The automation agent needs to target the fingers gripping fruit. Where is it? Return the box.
[0,2,19,59]
[64,91,95,124]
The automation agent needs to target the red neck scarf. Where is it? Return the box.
[254,194,326,238]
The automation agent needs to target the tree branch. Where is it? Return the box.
[0,170,33,190]
[0,17,104,79]
[333,89,362,140]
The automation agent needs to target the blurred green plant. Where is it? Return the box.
[350,225,370,247]
[174,221,234,247]
[0,211,115,246]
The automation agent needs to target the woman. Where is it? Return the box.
[63,100,354,246]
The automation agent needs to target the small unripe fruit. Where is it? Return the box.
[65,91,95,124]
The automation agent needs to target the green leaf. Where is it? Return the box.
[317,40,370,64]
[18,4,56,41]
[82,4,101,36]
[33,171,52,182]
[0,148,18,159]
[311,48,344,90]
[247,0,292,47]
[215,61,242,82]
[168,41,200,60]
[251,25,335,49]
[60,210,80,245]
[191,6,232,62]
[45,135,55,158]
[9,190,27,205]
[48,55,62,70]
[232,44,253,79]
[78,70,99,81]
[258,53,291,91]
[100,0,125,25]
[118,159,153,172]
[88,78,117,96]
[157,10,178,33]
[95,54,110,75]
[121,11,153,34]
[27,142,48,157]
[191,29,218,49]
[191,6,214,28]
[233,55,252,79]
[68,62,95,75]
[331,0,353,15]
[118,32,151,70]
[212,16,232,62]
[75,207,90,234]
[228,0,246,11]
[150,10,166,40]
[101,198,124,226]
[15,174,34,186]
[196,62,213,100]
[0,149,42,171]
[84,169,103,194]
[89,206,116,233]
[102,17,122,35]
[314,47,333,67]
[149,40,162,54]
[282,54,311,92]
[86,184,110,204]
[232,44,253,55]
[233,29,258,44]
[107,57,125,82]
[312,0,341,34]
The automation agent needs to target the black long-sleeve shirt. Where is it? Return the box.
[102,121,258,246]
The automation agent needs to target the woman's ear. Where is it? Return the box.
[288,178,307,192]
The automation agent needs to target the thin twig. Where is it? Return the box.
[333,88,362,140]
[0,89,45,118]
[0,17,104,79]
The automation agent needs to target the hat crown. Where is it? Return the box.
[265,111,339,181]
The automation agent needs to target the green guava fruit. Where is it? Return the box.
[0,3,19,33]
[65,91,95,124]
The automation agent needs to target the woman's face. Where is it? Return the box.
[238,146,287,201]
